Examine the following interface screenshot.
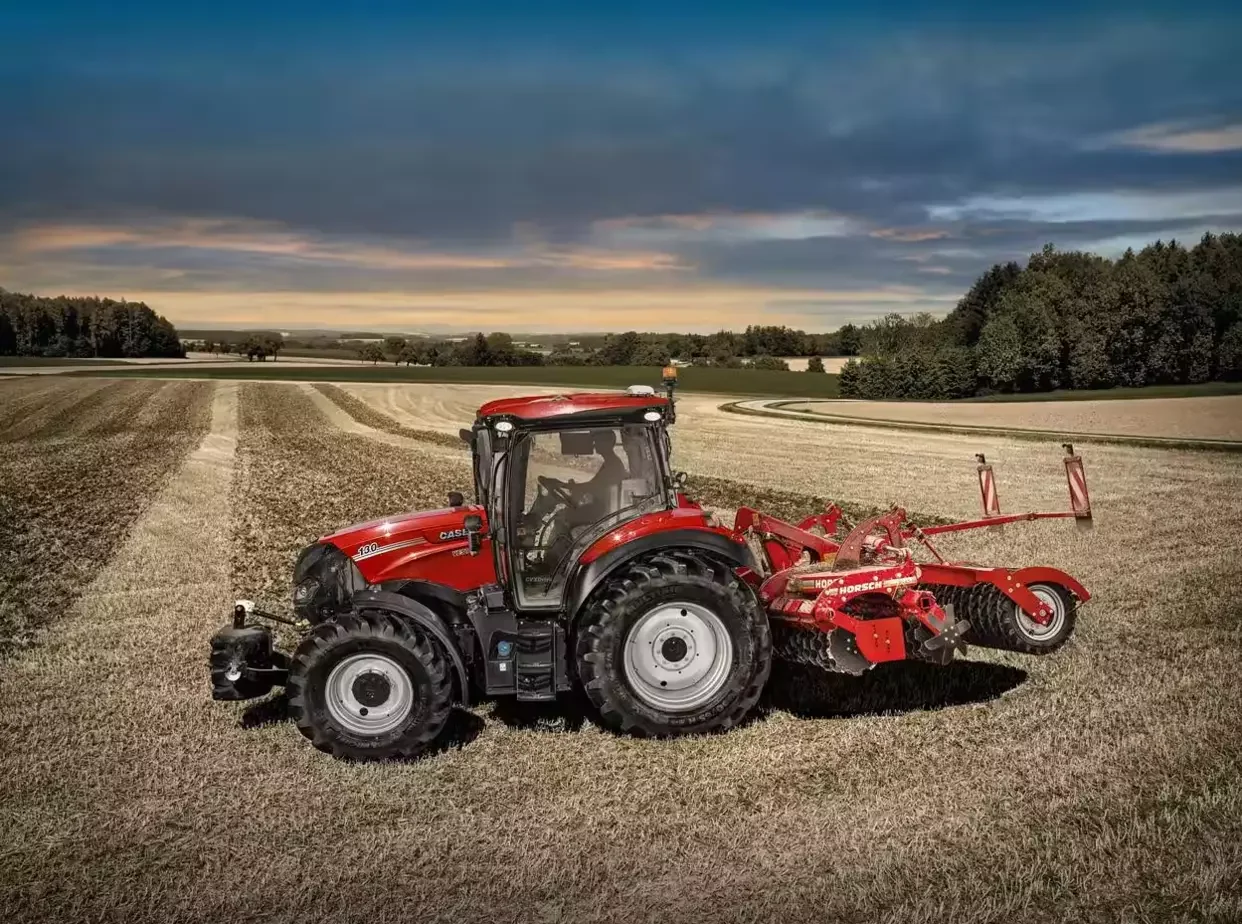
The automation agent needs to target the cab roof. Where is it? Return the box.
[476,391,671,425]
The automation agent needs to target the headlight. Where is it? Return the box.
[293,578,320,603]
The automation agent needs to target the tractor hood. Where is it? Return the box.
[317,503,496,591]
[321,506,481,555]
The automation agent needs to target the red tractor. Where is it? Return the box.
[211,371,1093,761]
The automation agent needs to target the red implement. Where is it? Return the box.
[732,446,1091,673]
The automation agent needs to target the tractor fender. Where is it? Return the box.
[350,589,471,705]
[565,528,756,620]
[1010,566,1091,603]
[375,579,471,623]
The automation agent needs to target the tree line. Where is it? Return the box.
[289,326,851,370]
[186,334,284,361]
[344,331,824,371]
[839,232,1242,399]
[0,290,184,359]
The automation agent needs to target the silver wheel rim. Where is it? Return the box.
[623,601,734,712]
[1015,584,1066,641]
[325,653,415,735]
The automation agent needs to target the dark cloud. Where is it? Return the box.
[1,12,1240,309]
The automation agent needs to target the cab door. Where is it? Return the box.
[504,424,668,613]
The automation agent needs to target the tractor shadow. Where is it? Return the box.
[761,660,1028,720]
[489,694,591,734]
[240,692,486,755]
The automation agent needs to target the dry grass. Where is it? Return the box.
[0,377,212,657]
[0,380,1240,924]
[781,394,1242,442]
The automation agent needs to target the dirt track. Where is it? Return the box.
[779,394,1242,442]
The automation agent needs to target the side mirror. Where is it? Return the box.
[463,513,484,554]
[447,491,464,507]
[459,428,474,447]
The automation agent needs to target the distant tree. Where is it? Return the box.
[945,261,1023,346]
[243,335,269,362]
[807,355,826,373]
[362,343,384,365]
[485,332,515,364]
[1218,322,1242,381]
[749,355,790,371]
[934,347,978,398]
[462,333,491,366]
[595,331,641,365]
[548,346,589,366]
[975,315,1024,392]
[631,342,671,366]
[838,359,862,397]
[398,341,425,366]
[383,336,407,365]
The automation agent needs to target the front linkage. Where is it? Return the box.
[210,601,303,702]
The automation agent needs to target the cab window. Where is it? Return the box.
[511,425,663,606]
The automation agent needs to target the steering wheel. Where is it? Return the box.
[537,475,577,507]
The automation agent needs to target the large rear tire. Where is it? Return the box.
[287,609,452,761]
[574,550,771,737]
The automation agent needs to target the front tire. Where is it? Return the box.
[574,550,771,737]
[287,609,452,761]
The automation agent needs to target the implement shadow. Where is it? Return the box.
[762,660,1028,719]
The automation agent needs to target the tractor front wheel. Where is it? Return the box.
[287,609,453,761]
[574,550,771,737]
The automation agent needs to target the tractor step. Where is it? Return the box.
[514,621,560,701]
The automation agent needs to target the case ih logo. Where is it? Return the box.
[438,528,469,541]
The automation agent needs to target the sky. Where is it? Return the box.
[1,1,1240,334]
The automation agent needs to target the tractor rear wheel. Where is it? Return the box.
[574,550,771,737]
[287,609,452,761]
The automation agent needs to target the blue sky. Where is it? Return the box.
[1,1,1239,332]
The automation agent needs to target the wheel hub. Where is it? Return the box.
[351,670,392,707]
[326,653,415,735]
[1015,585,1066,640]
[623,601,734,713]
[660,636,689,663]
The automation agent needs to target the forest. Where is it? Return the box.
[839,232,1242,399]
[0,290,185,359]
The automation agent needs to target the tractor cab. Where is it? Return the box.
[461,372,682,615]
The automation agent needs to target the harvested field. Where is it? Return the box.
[0,377,213,657]
[780,394,1242,443]
[311,382,464,447]
[0,379,1240,924]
